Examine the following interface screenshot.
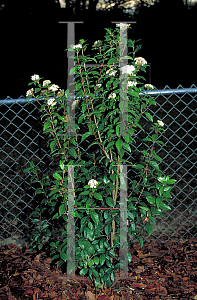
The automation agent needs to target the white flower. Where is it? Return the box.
[71,100,79,109]
[88,179,99,189]
[26,88,34,97]
[116,23,130,31]
[121,65,135,75]
[93,40,101,47]
[43,80,51,86]
[96,84,102,88]
[128,81,137,87]
[47,98,56,107]
[108,93,116,99]
[157,120,164,127]
[31,74,40,81]
[106,68,117,77]
[73,44,82,50]
[49,84,59,92]
[145,84,154,90]
[134,57,147,66]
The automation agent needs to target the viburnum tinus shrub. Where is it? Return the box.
[24,23,176,290]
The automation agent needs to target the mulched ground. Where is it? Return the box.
[0,238,197,300]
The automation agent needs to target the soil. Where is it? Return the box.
[0,238,197,300]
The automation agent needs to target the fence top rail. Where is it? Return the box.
[0,86,197,105]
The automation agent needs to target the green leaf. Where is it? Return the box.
[35,188,44,195]
[115,139,123,151]
[53,172,62,180]
[103,175,110,184]
[145,223,153,236]
[50,140,56,152]
[164,186,171,192]
[138,237,143,248]
[104,241,110,249]
[133,164,144,169]
[106,197,115,208]
[123,134,130,143]
[111,271,116,283]
[59,160,64,170]
[166,179,177,184]
[23,167,32,173]
[51,254,59,261]
[94,257,100,265]
[130,222,135,231]
[44,121,51,131]
[122,143,131,153]
[159,186,164,196]
[59,204,66,216]
[106,278,112,288]
[139,206,149,212]
[87,259,94,267]
[100,254,105,266]
[145,112,153,122]
[52,212,59,220]
[152,133,158,141]
[103,273,110,282]
[149,160,159,171]
[79,268,89,275]
[146,196,155,204]
[127,211,135,221]
[81,132,91,142]
[94,277,101,287]
[92,269,99,278]
[105,224,111,235]
[94,193,102,200]
[88,222,93,230]
[148,216,155,223]
[109,250,115,257]
[152,154,162,162]
[38,244,43,250]
[159,201,171,210]
[106,141,115,150]
[78,114,85,123]
[90,211,99,225]
[143,137,152,142]
[60,252,67,262]
[68,148,77,159]
[128,252,132,263]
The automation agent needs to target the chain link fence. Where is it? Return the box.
[0,85,197,247]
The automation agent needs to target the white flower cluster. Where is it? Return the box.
[88,179,99,188]
[73,44,82,50]
[43,80,51,86]
[157,120,164,127]
[31,74,39,81]
[49,84,59,92]
[106,68,117,77]
[108,93,116,99]
[26,88,34,97]
[128,81,137,87]
[47,98,56,107]
[121,65,135,76]
[134,57,147,66]
[145,84,154,90]
[116,23,130,30]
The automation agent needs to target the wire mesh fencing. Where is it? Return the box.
[0,84,196,247]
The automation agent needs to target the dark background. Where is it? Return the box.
[0,0,196,99]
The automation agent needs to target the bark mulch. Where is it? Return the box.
[0,238,197,300]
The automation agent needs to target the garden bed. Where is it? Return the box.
[0,238,197,299]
